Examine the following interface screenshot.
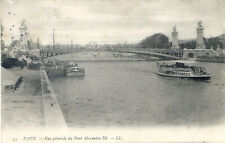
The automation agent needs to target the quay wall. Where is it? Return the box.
[40,66,68,128]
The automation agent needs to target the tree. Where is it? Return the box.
[139,33,169,49]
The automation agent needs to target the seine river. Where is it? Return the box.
[50,58,225,127]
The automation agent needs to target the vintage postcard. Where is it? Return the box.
[1,0,225,142]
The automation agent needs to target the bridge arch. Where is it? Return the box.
[187,53,194,58]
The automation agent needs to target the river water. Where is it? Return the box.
[50,58,225,127]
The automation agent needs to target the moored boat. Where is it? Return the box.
[46,66,66,77]
[27,61,41,70]
[45,29,67,77]
[66,62,85,77]
[156,61,211,80]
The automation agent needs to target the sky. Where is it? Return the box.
[1,0,225,45]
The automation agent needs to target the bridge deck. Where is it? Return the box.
[113,50,181,60]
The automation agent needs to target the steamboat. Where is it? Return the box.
[156,61,211,80]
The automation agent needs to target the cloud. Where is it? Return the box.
[1,0,225,44]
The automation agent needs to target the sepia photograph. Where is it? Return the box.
[1,0,225,142]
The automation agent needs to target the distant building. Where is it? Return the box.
[196,21,205,49]
[183,21,218,58]
[171,25,180,49]
[18,20,29,50]
[1,24,7,52]
[10,20,40,58]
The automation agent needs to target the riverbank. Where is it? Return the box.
[40,66,67,127]
[1,67,44,129]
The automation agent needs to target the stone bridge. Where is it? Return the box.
[112,49,182,60]
[112,48,218,60]
[40,47,218,60]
